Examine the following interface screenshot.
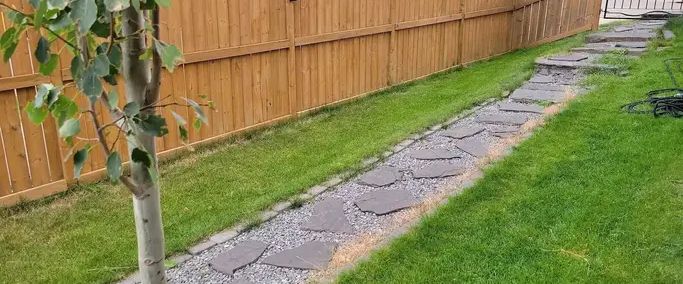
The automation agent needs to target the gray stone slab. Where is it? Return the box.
[664,30,675,40]
[498,102,544,114]
[302,198,353,234]
[510,89,567,103]
[586,32,656,43]
[477,114,528,125]
[529,75,555,84]
[413,163,467,179]
[357,166,402,187]
[535,58,615,70]
[410,148,462,160]
[521,83,567,92]
[493,132,517,138]
[488,125,520,134]
[210,240,268,276]
[548,54,588,62]
[571,46,645,56]
[442,126,486,139]
[613,26,633,33]
[454,139,490,158]
[354,190,417,215]
[615,42,648,48]
[188,240,217,255]
[262,241,336,270]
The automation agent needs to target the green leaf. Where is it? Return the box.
[106,152,122,182]
[73,147,89,179]
[33,0,48,29]
[154,0,171,8]
[48,0,69,10]
[0,27,17,49]
[25,102,48,124]
[153,39,183,72]
[78,65,103,99]
[107,90,119,110]
[131,148,152,168]
[170,111,187,126]
[131,0,140,10]
[104,0,131,11]
[39,54,59,75]
[138,114,168,137]
[50,96,78,126]
[4,41,18,62]
[184,98,208,124]
[70,56,83,80]
[178,125,188,142]
[35,37,50,63]
[123,102,140,117]
[34,84,53,108]
[69,0,98,33]
[58,118,80,138]
[94,53,110,77]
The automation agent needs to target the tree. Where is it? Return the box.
[0,1,207,283]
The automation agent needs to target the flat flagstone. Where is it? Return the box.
[355,190,417,215]
[510,89,567,103]
[521,83,567,91]
[488,125,520,134]
[477,114,528,125]
[529,75,555,84]
[261,242,336,270]
[357,166,402,187]
[498,102,544,114]
[613,26,633,33]
[210,240,269,276]
[413,163,468,179]
[442,126,486,139]
[615,42,648,48]
[301,198,353,234]
[586,31,656,43]
[454,139,490,158]
[536,58,614,70]
[410,148,461,160]
[548,54,588,62]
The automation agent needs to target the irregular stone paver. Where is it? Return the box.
[261,242,336,270]
[613,26,633,33]
[536,58,614,70]
[355,190,417,215]
[442,126,486,139]
[586,31,655,43]
[498,102,545,114]
[454,139,490,158]
[510,89,567,103]
[413,163,467,179]
[521,83,567,91]
[493,132,517,138]
[410,149,461,160]
[477,114,528,125]
[301,198,353,234]
[572,45,645,56]
[488,125,520,134]
[616,42,648,48]
[357,166,401,187]
[549,54,588,62]
[209,240,268,276]
[529,75,555,84]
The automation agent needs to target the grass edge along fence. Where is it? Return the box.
[0,0,601,206]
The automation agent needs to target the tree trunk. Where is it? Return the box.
[121,7,167,284]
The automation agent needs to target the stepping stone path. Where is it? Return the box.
[410,149,461,160]
[442,126,486,139]
[357,166,402,187]
[355,190,418,215]
[162,20,667,284]
[413,163,468,179]
[209,240,268,276]
[301,198,353,234]
[261,242,336,270]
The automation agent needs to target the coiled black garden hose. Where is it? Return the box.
[622,58,683,117]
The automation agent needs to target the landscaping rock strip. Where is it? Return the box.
[261,242,337,270]
[161,21,661,284]
[354,190,418,215]
[301,198,353,234]
[209,241,269,276]
[410,149,462,160]
[357,166,402,187]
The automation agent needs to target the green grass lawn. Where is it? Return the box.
[0,34,588,283]
[338,19,683,284]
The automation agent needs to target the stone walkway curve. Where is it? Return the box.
[143,21,670,284]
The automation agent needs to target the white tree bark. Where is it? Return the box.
[121,7,167,284]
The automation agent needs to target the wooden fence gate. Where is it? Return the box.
[0,0,602,206]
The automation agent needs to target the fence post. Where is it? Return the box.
[286,0,298,117]
[456,0,465,65]
[387,0,398,86]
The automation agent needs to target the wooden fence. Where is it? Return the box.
[0,0,602,206]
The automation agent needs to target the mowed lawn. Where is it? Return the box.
[339,20,683,283]
[0,33,588,283]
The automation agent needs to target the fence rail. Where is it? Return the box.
[0,0,601,206]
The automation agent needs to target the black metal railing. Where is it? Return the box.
[603,0,683,19]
